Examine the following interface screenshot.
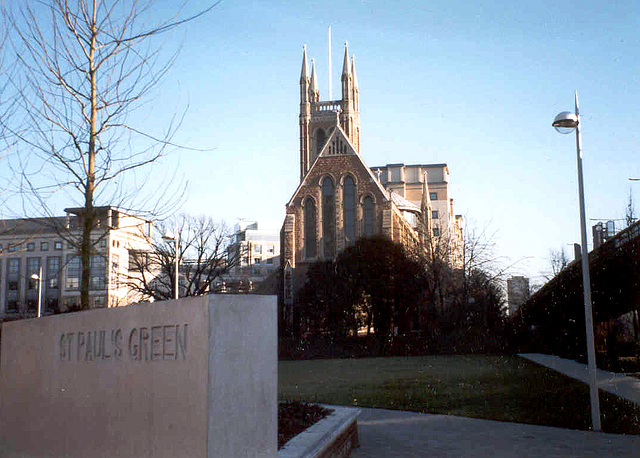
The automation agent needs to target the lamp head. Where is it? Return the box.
[553,111,579,134]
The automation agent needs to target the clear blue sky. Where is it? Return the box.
[7,0,640,283]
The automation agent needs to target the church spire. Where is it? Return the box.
[300,45,309,83]
[351,54,359,111]
[341,42,350,81]
[310,58,319,102]
[341,42,352,104]
[300,45,312,180]
[351,54,358,89]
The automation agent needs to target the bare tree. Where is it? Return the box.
[6,1,215,309]
[625,187,636,228]
[0,8,19,194]
[126,215,240,301]
[547,246,570,279]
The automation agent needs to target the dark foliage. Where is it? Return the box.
[291,236,508,358]
[511,222,640,366]
[278,402,333,449]
[297,236,427,341]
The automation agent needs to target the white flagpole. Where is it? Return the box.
[328,26,332,100]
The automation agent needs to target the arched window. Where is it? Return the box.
[304,198,316,258]
[343,176,356,244]
[315,128,326,160]
[322,177,335,258]
[363,195,374,236]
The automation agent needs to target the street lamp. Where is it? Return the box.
[30,265,43,317]
[162,233,180,301]
[552,91,601,432]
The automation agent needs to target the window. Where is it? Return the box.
[9,244,20,253]
[254,258,261,265]
[429,192,438,200]
[266,258,274,265]
[45,257,61,314]
[6,259,21,312]
[254,245,262,254]
[67,242,74,249]
[322,177,335,258]
[111,255,120,288]
[27,258,40,290]
[128,250,147,271]
[343,176,356,244]
[304,197,317,258]
[266,246,274,254]
[27,242,35,252]
[54,241,62,250]
[26,258,41,313]
[432,210,439,219]
[390,166,402,182]
[0,244,3,253]
[41,242,49,251]
[90,255,107,290]
[64,297,80,309]
[93,295,106,307]
[363,196,375,236]
[100,239,107,248]
[66,255,81,290]
[433,228,440,237]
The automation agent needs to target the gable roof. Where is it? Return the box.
[286,125,390,207]
[318,126,357,157]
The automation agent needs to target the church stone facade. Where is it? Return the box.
[281,43,463,324]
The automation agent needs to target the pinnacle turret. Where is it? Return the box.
[341,42,352,104]
[351,55,358,88]
[341,42,350,81]
[300,45,309,83]
[310,58,319,102]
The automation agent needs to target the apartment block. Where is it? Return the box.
[0,207,152,317]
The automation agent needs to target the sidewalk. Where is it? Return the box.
[519,353,640,405]
[351,354,640,457]
[352,407,640,457]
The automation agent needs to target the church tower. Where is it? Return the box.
[299,43,361,181]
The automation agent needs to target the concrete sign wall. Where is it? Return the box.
[0,295,277,458]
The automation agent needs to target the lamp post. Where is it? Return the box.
[30,265,43,317]
[552,91,601,432]
[162,233,180,301]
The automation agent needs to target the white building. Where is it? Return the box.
[507,276,530,316]
[370,163,464,268]
[223,221,280,291]
[0,206,152,317]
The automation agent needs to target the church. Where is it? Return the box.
[281,43,464,323]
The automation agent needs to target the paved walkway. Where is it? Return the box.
[352,408,640,457]
[351,354,640,457]
[520,353,640,404]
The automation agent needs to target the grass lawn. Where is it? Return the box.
[278,355,640,435]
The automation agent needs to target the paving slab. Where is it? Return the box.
[520,353,640,405]
[352,407,640,457]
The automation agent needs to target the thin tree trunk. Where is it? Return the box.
[80,2,98,310]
